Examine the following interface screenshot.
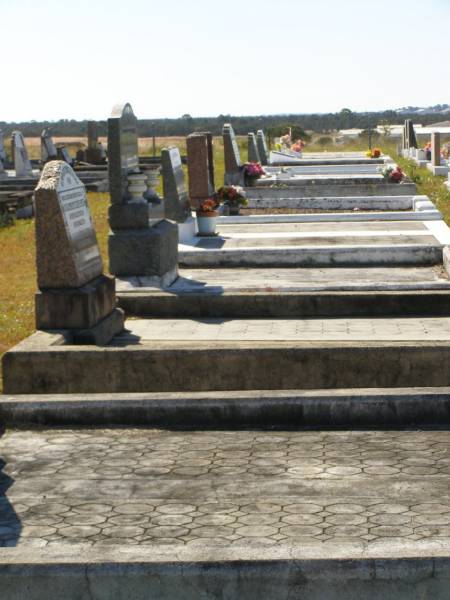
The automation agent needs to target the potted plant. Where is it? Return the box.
[380,165,404,183]
[242,162,265,186]
[217,185,247,215]
[371,147,381,158]
[196,198,220,235]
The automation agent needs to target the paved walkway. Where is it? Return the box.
[1,429,450,549]
[117,316,450,342]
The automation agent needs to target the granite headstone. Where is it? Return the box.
[35,161,103,289]
[12,131,33,177]
[222,123,242,184]
[162,147,191,222]
[257,130,269,165]
[41,128,58,163]
[431,132,441,167]
[248,132,260,163]
[34,160,124,343]
[186,132,215,208]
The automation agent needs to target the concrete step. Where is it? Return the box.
[2,387,450,428]
[1,427,450,598]
[5,316,450,394]
[117,267,450,317]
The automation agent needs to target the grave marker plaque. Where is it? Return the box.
[35,161,103,289]
[247,133,260,163]
[162,147,191,222]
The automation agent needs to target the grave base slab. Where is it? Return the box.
[36,274,116,330]
[108,220,178,278]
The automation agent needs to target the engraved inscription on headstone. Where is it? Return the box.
[162,147,191,222]
[35,161,103,289]
[12,131,33,177]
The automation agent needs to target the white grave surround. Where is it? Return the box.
[178,214,198,243]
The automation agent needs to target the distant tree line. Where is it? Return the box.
[1,109,449,138]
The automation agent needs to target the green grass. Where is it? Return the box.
[1,137,449,391]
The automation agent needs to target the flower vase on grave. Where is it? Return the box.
[127,173,147,202]
[197,211,219,235]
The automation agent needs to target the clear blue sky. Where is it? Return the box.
[2,0,449,121]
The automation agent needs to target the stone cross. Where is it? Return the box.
[162,147,191,222]
[186,132,215,208]
[107,102,147,229]
[431,132,441,167]
[222,123,242,184]
[11,131,33,177]
[257,130,269,165]
[35,161,103,289]
[41,128,58,163]
[247,133,260,163]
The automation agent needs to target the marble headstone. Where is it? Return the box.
[222,123,242,184]
[187,132,215,208]
[35,161,103,289]
[431,132,441,167]
[162,147,191,222]
[12,131,33,177]
[256,130,269,165]
[247,133,260,163]
[41,128,58,163]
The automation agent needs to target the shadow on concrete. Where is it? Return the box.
[0,432,21,547]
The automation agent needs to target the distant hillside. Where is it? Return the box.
[1,107,450,138]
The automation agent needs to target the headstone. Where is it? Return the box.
[247,133,260,163]
[41,128,58,163]
[186,132,215,208]
[431,132,441,167]
[107,102,178,281]
[405,119,418,149]
[107,102,145,229]
[162,147,196,242]
[257,130,269,166]
[57,145,73,165]
[86,121,106,164]
[222,123,242,184]
[0,130,7,163]
[34,160,124,344]
[11,131,33,177]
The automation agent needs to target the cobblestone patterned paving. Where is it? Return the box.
[1,429,450,548]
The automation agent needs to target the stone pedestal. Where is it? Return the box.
[36,274,124,345]
[108,220,178,281]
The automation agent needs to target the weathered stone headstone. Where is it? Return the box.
[257,130,269,166]
[107,102,178,281]
[222,123,242,184]
[431,132,441,167]
[34,160,124,344]
[186,132,215,208]
[247,133,260,163]
[162,147,196,241]
[11,131,33,177]
[41,128,58,163]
